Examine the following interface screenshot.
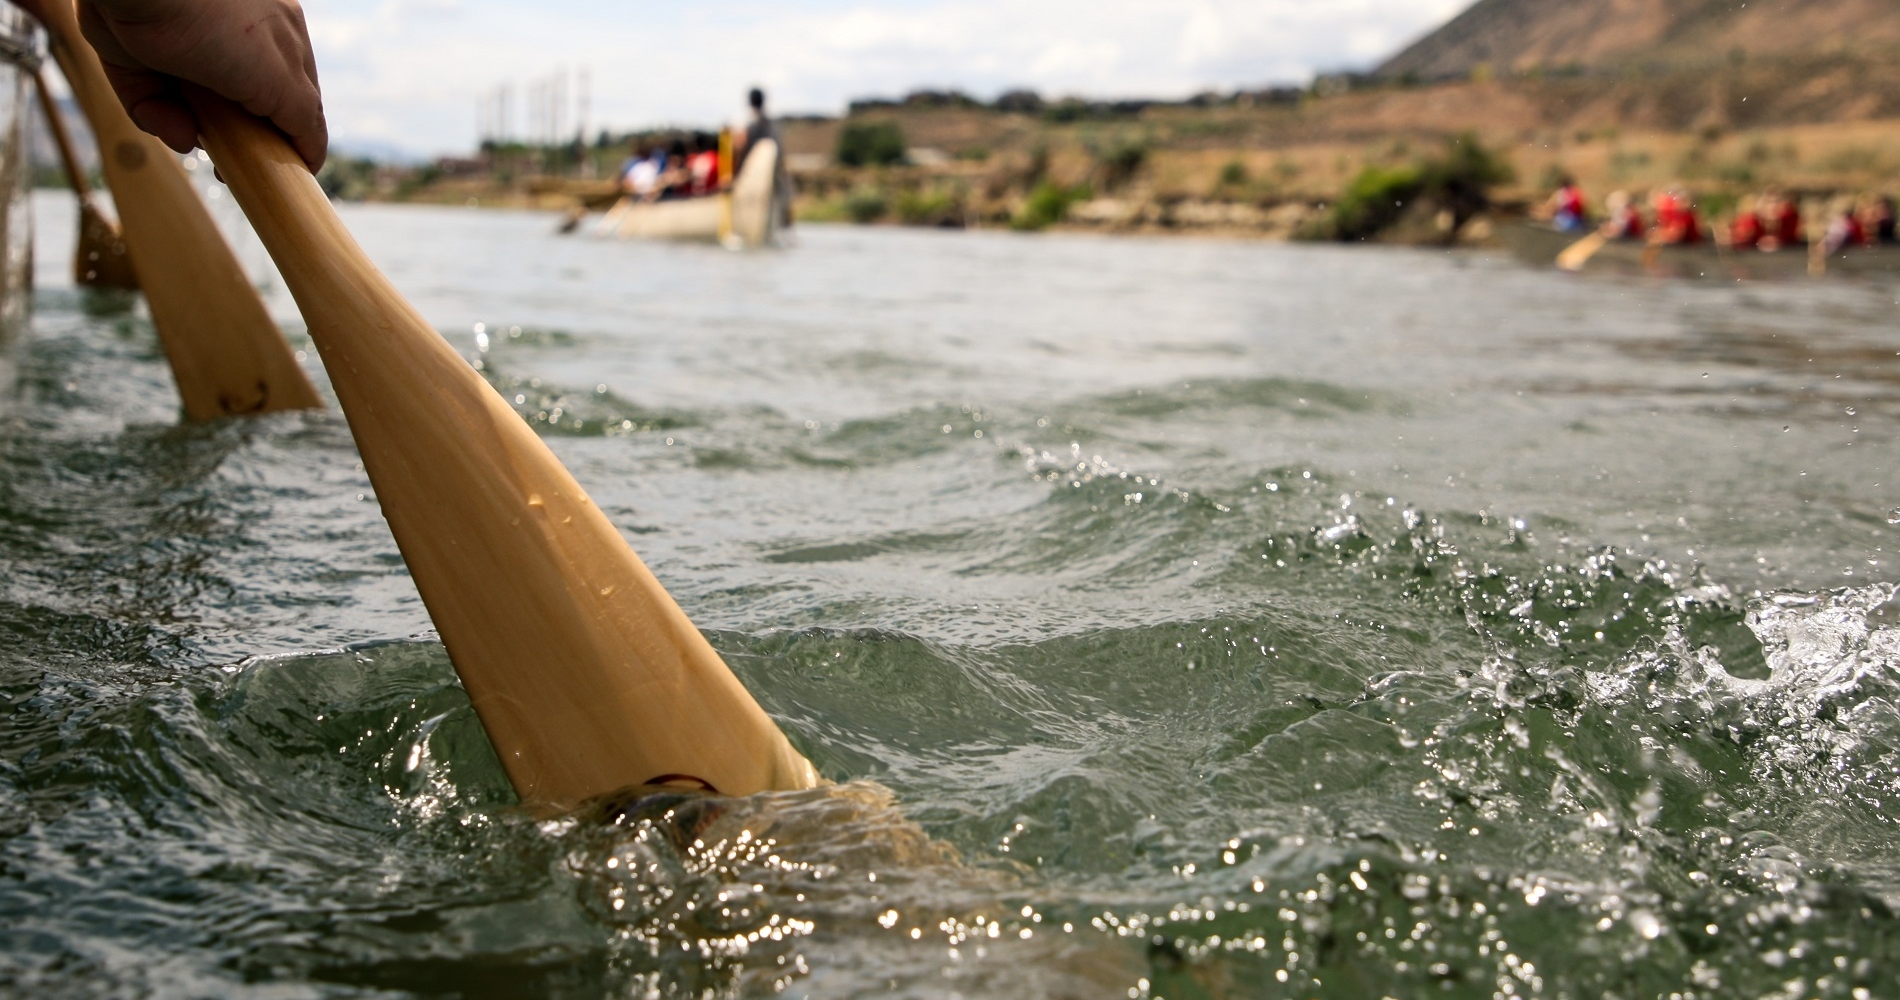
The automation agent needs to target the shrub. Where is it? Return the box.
[1330,164,1425,241]
[1012,182,1091,231]
[1417,132,1514,227]
[1218,160,1250,188]
[895,189,962,227]
[1093,137,1150,190]
[836,121,907,168]
[993,90,1044,114]
[843,190,890,223]
[1327,133,1514,241]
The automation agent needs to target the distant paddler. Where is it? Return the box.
[30,64,135,289]
[1557,189,1645,272]
[735,87,794,234]
[11,0,321,421]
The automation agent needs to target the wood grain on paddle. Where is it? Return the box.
[188,92,821,812]
[39,0,320,419]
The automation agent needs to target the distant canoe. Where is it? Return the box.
[600,139,783,248]
[1499,221,1900,279]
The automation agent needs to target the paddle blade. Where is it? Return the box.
[40,0,321,420]
[75,198,137,290]
[1555,231,1609,272]
[190,94,821,812]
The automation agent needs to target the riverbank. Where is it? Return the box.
[325,53,1900,245]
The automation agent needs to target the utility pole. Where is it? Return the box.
[577,67,593,178]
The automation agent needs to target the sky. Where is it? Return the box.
[300,0,1470,158]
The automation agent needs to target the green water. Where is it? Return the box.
[3,192,1899,998]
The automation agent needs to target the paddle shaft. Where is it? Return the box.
[38,0,321,419]
[188,90,820,811]
[31,66,90,199]
[32,64,137,289]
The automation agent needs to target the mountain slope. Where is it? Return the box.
[1380,0,1900,80]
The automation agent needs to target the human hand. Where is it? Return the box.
[20,0,327,171]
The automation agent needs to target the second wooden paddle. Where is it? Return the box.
[188,90,821,813]
[38,0,320,420]
[31,65,135,289]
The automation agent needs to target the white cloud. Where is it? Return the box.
[301,0,1469,157]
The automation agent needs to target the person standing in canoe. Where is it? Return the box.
[737,87,794,231]
[10,0,328,172]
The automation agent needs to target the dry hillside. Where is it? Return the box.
[1380,0,1900,79]
[379,0,1900,240]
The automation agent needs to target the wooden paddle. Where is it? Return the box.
[186,89,822,812]
[31,65,136,289]
[37,0,321,420]
[1554,230,1608,272]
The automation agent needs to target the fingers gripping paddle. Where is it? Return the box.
[187,91,822,812]
[38,0,321,420]
[31,65,136,290]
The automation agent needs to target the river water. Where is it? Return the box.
[4,189,1899,998]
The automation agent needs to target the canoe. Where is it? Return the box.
[1499,221,1900,279]
[602,139,783,248]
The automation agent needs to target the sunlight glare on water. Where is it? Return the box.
[1,192,1898,998]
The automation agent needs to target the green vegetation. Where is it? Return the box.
[799,183,964,228]
[1091,136,1150,190]
[895,189,963,227]
[317,157,385,201]
[1329,164,1427,241]
[843,189,891,223]
[1012,181,1092,231]
[1218,160,1251,188]
[1322,133,1513,241]
[836,121,908,168]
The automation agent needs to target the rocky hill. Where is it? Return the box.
[1380,0,1900,80]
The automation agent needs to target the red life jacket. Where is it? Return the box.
[689,150,720,195]
[1655,195,1703,244]
[1558,186,1586,219]
[1843,215,1868,247]
[1772,204,1803,245]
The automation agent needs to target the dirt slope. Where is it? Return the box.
[1380,0,1900,79]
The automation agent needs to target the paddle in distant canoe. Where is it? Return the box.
[1503,220,1900,279]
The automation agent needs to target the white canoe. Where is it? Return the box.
[601,139,783,248]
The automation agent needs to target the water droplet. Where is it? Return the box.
[1783,426,1792,432]
[1847,407,1858,416]
[1889,509,1900,525]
